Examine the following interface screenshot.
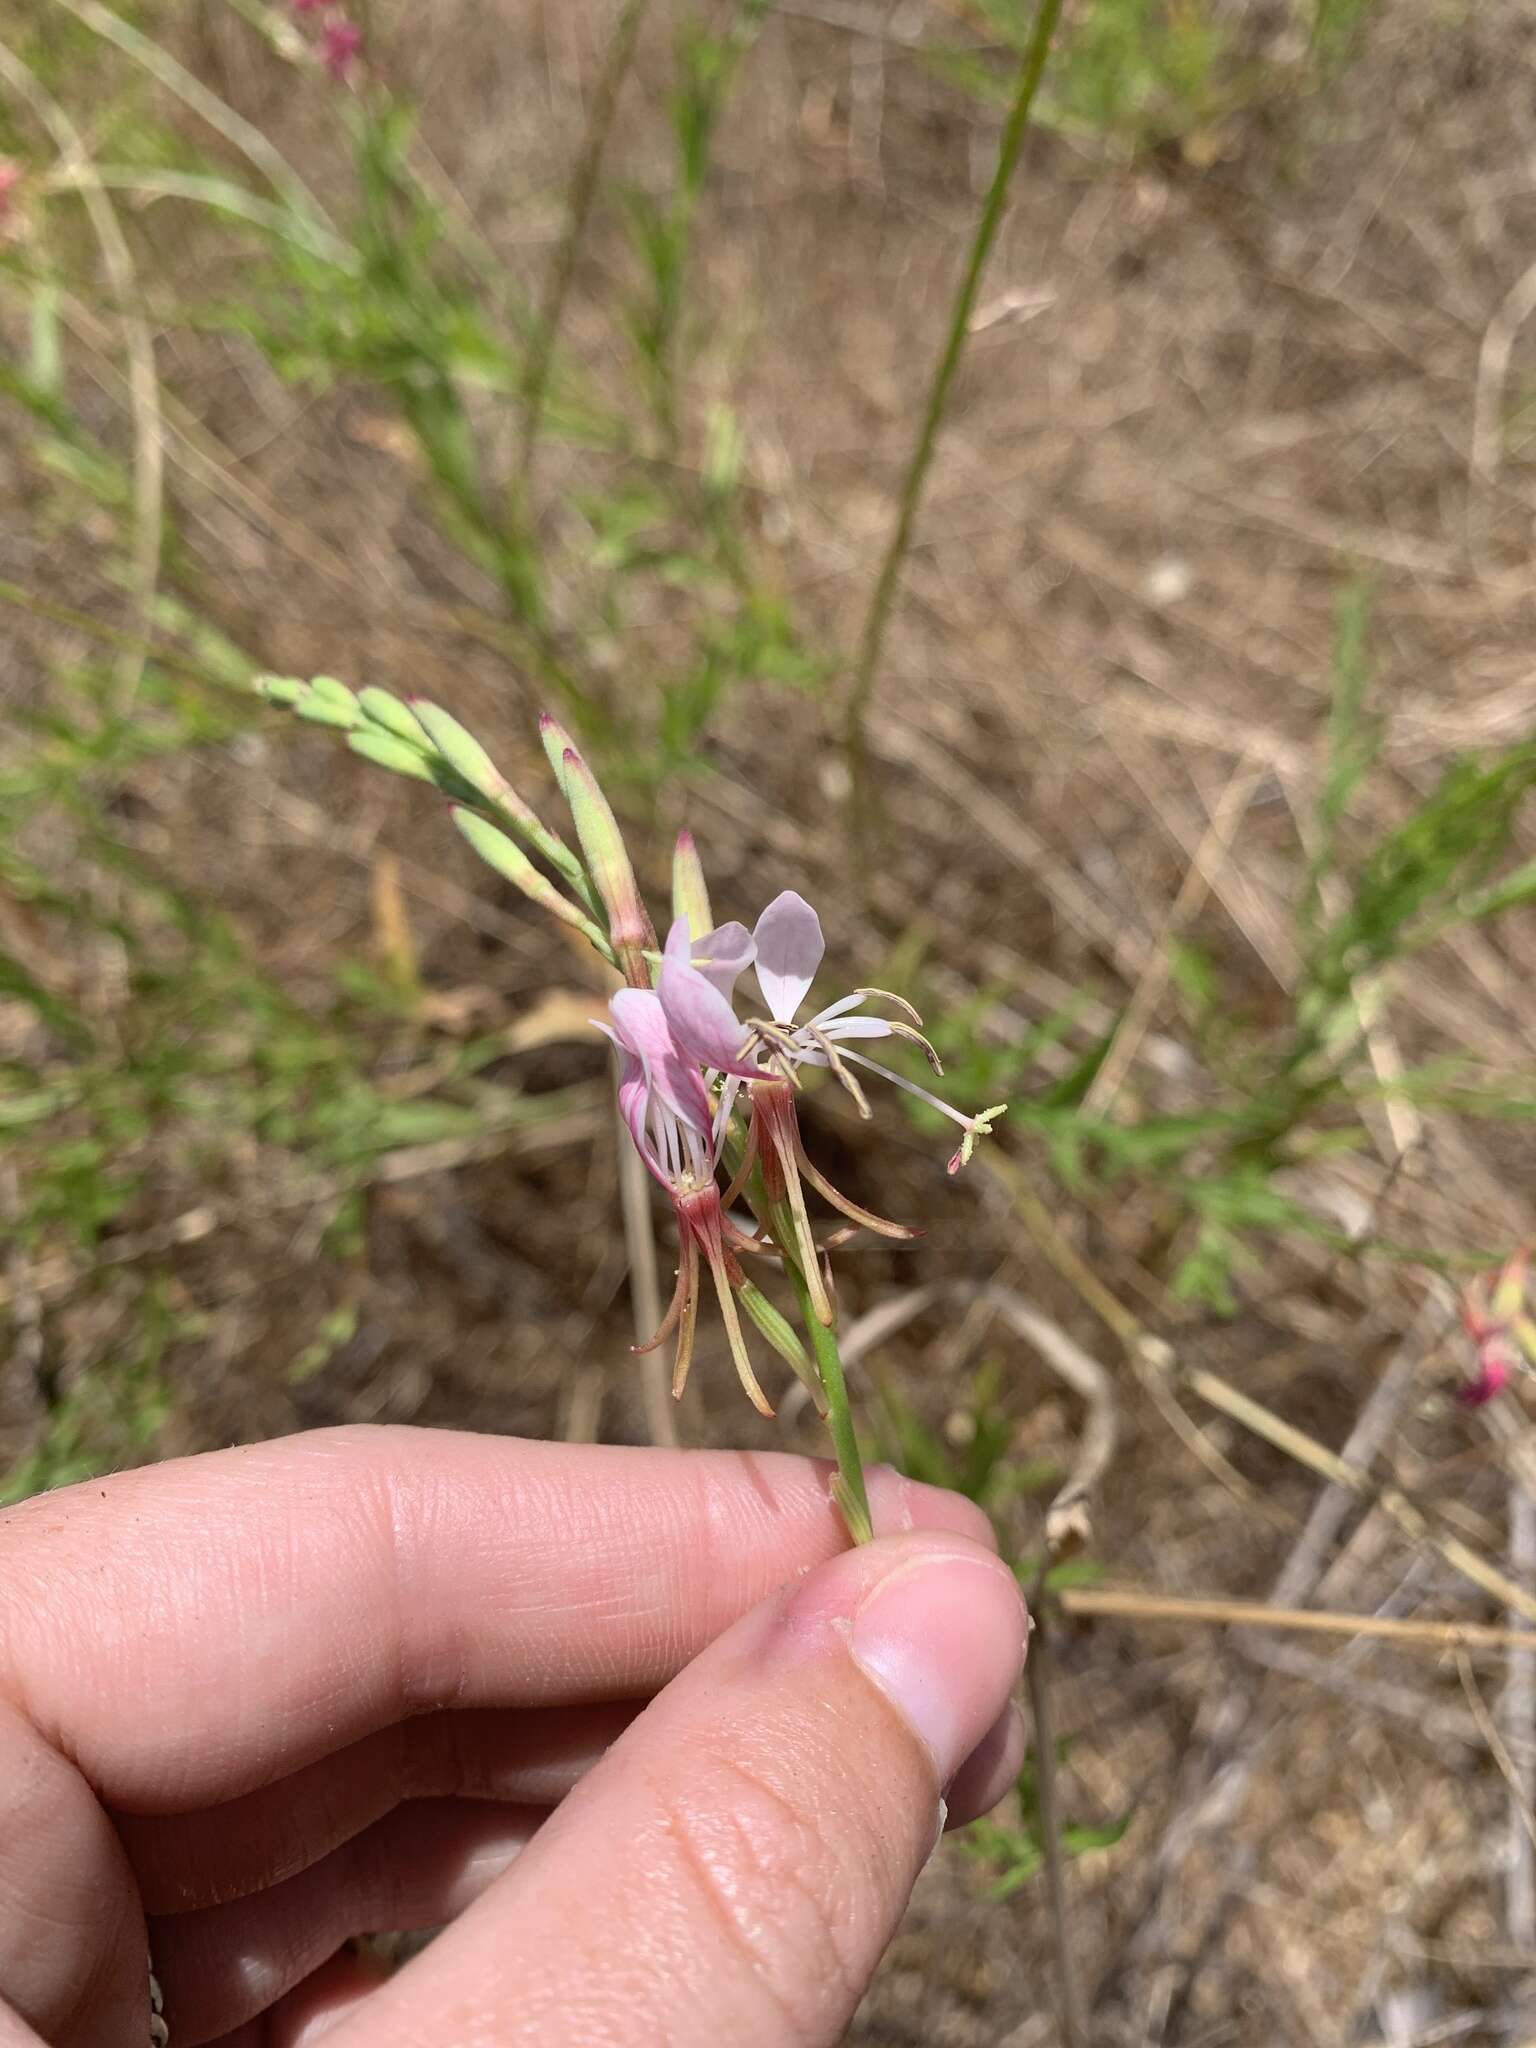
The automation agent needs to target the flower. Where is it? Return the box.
[1459,1246,1535,1407]
[655,895,1004,1324]
[0,161,22,227]
[291,0,330,13]
[600,986,774,1415]
[319,18,363,80]
[738,892,1006,1174]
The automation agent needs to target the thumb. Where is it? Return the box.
[341,1531,1027,2048]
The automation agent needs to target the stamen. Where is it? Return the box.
[801,1023,872,1118]
[835,1048,975,1130]
[875,1017,945,1075]
[853,986,925,1028]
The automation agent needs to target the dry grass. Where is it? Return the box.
[5,0,1536,2039]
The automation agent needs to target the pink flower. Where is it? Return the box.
[740,892,1005,1173]
[320,18,363,81]
[600,987,773,1415]
[656,892,1005,1320]
[291,0,330,13]
[656,905,920,1325]
[1459,1247,1535,1408]
[1459,1347,1513,1408]
[0,161,22,225]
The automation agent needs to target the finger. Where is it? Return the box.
[154,1799,534,2046]
[269,1946,391,2046]
[204,1947,392,2048]
[0,1698,144,2048]
[0,2004,47,2048]
[332,1531,1027,2048]
[0,1429,991,1811]
[122,1702,638,1913]
[944,1702,1026,1829]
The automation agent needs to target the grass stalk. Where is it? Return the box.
[518,0,651,481]
[843,0,1065,796]
[615,1090,677,1447]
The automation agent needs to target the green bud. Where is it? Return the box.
[412,701,591,904]
[559,745,655,984]
[348,730,435,782]
[452,808,614,961]
[671,829,714,939]
[293,695,361,729]
[358,688,430,747]
[410,701,510,805]
[255,674,305,705]
[538,712,578,800]
[307,675,358,712]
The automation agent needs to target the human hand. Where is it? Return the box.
[0,1426,1027,2048]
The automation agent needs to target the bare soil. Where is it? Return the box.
[6,1,1536,2040]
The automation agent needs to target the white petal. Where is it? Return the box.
[753,890,824,1023]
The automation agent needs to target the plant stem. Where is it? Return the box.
[615,1089,676,1448]
[518,0,651,482]
[788,1263,872,1545]
[1024,1606,1089,2048]
[843,0,1065,796]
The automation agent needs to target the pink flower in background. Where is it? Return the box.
[320,18,363,81]
[1459,1346,1513,1409]
[0,161,22,225]
[1459,1246,1535,1407]
[290,0,330,13]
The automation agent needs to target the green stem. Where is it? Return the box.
[787,1263,872,1546]
[843,0,1065,793]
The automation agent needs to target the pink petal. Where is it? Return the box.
[659,941,760,1078]
[753,890,823,1023]
[1459,1363,1510,1407]
[608,988,711,1133]
[692,920,754,999]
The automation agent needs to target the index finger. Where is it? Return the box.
[0,1425,992,1810]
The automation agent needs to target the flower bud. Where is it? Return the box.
[410,700,588,900]
[358,687,430,747]
[672,829,714,940]
[560,746,656,985]
[348,730,434,781]
[452,809,613,959]
[539,712,578,800]
[255,674,306,706]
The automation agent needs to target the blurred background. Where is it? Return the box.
[4,0,1536,2039]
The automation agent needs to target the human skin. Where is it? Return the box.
[0,1425,1028,2048]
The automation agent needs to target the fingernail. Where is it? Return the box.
[849,1550,1027,1783]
